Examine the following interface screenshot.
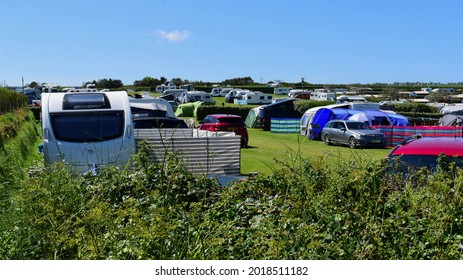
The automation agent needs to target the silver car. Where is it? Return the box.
[321,120,387,148]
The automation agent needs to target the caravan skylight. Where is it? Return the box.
[62,93,111,110]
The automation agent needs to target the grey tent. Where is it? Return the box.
[438,114,463,126]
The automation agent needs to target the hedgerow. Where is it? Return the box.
[2,144,463,259]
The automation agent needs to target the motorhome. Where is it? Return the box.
[41,90,135,174]
[234,91,273,105]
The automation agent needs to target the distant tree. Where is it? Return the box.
[133,76,169,87]
[382,87,401,100]
[28,81,39,88]
[221,77,254,86]
[428,91,450,103]
[171,77,190,86]
[95,78,123,89]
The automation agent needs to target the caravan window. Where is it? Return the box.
[51,111,124,142]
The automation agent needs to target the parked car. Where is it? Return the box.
[133,117,188,129]
[321,120,386,148]
[387,136,463,172]
[196,114,249,147]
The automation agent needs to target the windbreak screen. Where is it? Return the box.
[51,111,124,142]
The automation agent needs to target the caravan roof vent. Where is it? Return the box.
[62,93,111,110]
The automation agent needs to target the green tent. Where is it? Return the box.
[175,103,195,117]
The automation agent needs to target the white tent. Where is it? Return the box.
[348,112,375,123]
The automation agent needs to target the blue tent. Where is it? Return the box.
[310,108,410,139]
[365,110,391,125]
[386,113,410,126]
[311,108,362,139]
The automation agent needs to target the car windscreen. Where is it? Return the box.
[51,111,124,142]
[389,154,463,172]
[218,117,244,124]
[347,122,371,130]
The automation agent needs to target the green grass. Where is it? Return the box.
[241,128,391,175]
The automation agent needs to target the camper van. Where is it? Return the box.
[234,91,273,105]
[41,90,135,174]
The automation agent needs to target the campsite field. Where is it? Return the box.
[241,128,391,175]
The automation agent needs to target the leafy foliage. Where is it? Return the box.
[2,109,463,259]
[3,144,463,259]
[0,88,27,115]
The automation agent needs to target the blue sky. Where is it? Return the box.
[2,0,462,86]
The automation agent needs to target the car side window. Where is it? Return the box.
[339,122,346,130]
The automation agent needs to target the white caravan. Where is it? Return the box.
[274,87,292,95]
[129,97,176,118]
[234,91,273,105]
[41,90,135,174]
[178,91,216,104]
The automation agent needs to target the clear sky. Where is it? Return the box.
[2,0,462,87]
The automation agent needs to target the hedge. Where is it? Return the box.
[0,88,27,115]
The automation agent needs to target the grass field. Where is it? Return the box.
[241,128,391,175]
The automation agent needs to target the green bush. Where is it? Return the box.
[391,103,438,114]
[0,88,27,115]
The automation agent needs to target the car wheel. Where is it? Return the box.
[348,137,357,149]
[323,135,331,145]
[241,138,248,148]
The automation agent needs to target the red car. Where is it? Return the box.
[387,136,463,171]
[196,114,249,147]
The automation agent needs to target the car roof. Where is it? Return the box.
[207,114,242,118]
[327,120,363,123]
[389,137,463,156]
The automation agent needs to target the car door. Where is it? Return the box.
[331,121,346,143]
[336,122,348,144]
